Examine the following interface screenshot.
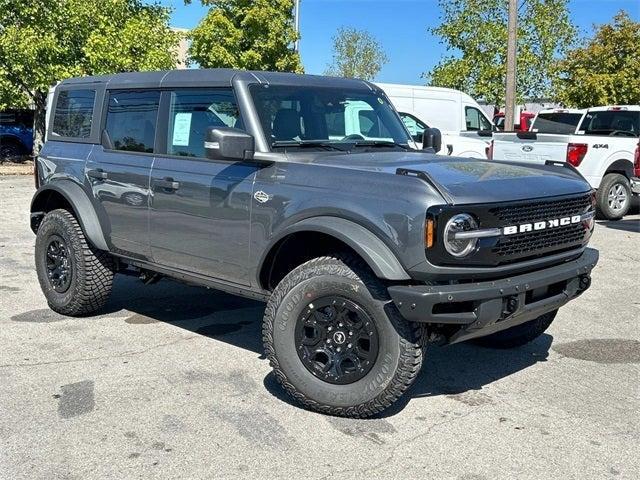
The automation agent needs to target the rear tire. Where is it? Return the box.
[262,254,423,418]
[35,209,115,316]
[473,310,557,349]
[596,173,631,220]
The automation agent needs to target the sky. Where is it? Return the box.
[161,0,640,85]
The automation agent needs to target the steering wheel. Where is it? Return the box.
[609,130,637,137]
[342,134,365,141]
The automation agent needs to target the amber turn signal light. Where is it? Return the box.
[425,218,435,248]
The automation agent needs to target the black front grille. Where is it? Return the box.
[489,193,593,262]
[426,192,595,268]
[489,193,592,225]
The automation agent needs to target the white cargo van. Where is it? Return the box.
[376,83,493,158]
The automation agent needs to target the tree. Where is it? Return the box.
[555,11,640,108]
[325,27,388,80]
[188,0,302,72]
[426,0,575,105]
[0,0,180,156]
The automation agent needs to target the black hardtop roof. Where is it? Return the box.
[58,69,375,91]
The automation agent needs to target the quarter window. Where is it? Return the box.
[167,89,243,158]
[52,90,96,138]
[105,90,160,153]
[465,106,492,131]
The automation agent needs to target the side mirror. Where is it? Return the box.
[422,127,442,153]
[205,127,254,161]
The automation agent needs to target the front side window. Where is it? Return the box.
[52,89,96,138]
[167,89,242,158]
[400,112,428,142]
[465,106,492,131]
[105,90,160,153]
[250,84,410,150]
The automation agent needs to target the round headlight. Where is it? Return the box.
[444,213,479,258]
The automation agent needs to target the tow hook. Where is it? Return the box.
[579,275,591,292]
[503,295,519,316]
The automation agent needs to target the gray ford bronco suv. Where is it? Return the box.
[31,69,598,417]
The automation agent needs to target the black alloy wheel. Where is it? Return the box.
[45,235,72,293]
[295,296,379,385]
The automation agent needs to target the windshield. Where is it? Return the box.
[531,113,583,134]
[579,110,640,136]
[249,84,411,149]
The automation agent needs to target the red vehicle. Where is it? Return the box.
[493,111,536,132]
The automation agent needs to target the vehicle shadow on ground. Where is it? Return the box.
[263,334,553,418]
[597,218,640,233]
[102,275,553,417]
[102,275,266,356]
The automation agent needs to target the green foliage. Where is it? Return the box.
[427,0,575,105]
[325,27,388,80]
[188,0,302,72]
[0,0,179,153]
[555,11,640,108]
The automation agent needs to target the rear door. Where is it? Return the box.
[86,89,160,258]
[149,88,257,285]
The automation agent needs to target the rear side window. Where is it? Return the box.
[52,90,96,138]
[532,113,583,134]
[167,88,242,158]
[580,111,640,137]
[105,90,160,153]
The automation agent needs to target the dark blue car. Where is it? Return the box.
[0,110,34,161]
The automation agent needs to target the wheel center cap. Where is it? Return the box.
[333,331,346,345]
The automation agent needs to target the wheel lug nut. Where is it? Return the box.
[347,343,352,349]
[327,326,333,331]
[348,331,353,336]
[336,347,341,352]
[326,339,331,344]
[338,322,343,327]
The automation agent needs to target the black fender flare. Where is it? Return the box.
[261,216,411,282]
[605,159,634,178]
[30,180,108,251]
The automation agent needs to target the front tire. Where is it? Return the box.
[262,255,423,418]
[35,209,115,316]
[473,310,557,349]
[596,173,631,220]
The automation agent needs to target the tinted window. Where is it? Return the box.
[580,110,640,136]
[167,89,242,158]
[105,90,160,152]
[531,113,583,134]
[52,90,96,138]
[465,107,492,131]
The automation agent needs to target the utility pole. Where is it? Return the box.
[294,0,301,52]
[504,0,517,131]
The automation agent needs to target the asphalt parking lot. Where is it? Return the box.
[1,175,639,480]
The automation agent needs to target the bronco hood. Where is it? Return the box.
[306,151,592,205]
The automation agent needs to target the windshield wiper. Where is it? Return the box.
[351,140,409,150]
[271,140,350,151]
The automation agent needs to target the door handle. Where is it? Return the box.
[87,169,108,180]
[155,178,180,191]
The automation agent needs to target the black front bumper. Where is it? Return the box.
[388,248,599,344]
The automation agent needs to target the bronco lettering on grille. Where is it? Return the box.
[503,215,582,235]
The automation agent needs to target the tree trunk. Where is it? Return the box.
[32,90,47,159]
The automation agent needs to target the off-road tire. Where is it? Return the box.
[473,310,557,349]
[262,254,423,418]
[35,209,115,316]
[596,173,631,220]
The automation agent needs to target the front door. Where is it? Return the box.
[86,89,161,259]
[149,88,257,285]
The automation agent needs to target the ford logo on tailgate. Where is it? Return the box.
[522,145,534,152]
